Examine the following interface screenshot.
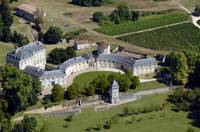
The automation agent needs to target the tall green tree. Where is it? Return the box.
[51,84,64,102]
[0,0,13,27]
[47,47,76,65]
[66,84,81,100]
[168,52,189,86]
[0,65,40,114]
[12,116,37,132]
[43,26,63,44]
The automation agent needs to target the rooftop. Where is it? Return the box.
[24,66,65,79]
[7,41,45,60]
[97,42,109,49]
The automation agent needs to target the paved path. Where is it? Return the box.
[192,15,200,29]
[113,21,190,38]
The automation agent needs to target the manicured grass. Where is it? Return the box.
[34,93,200,132]
[118,23,200,51]
[0,42,14,66]
[198,20,200,25]
[95,11,188,35]
[130,80,169,93]
[73,71,117,86]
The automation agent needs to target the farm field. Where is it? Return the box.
[118,23,200,51]
[95,11,189,35]
[33,93,200,132]
[0,42,14,66]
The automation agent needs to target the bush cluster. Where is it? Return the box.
[92,5,139,25]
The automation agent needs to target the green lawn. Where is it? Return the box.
[118,23,200,51]
[33,93,200,132]
[0,42,14,66]
[130,80,169,93]
[198,20,200,25]
[73,71,117,87]
[95,11,188,35]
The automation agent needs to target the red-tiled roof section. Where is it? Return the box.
[97,42,109,49]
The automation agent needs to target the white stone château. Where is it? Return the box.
[7,41,46,70]
[7,41,158,90]
[109,80,120,104]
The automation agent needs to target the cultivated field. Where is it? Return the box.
[0,42,14,66]
[34,93,200,132]
[95,11,188,35]
[118,23,200,51]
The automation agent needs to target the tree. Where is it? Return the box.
[131,11,139,21]
[11,31,29,47]
[0,65,40,114]
[0,0,13,42]
[72,0,113,7]
[168,52,189,86]
[0,0,13,27]
[117,74,131,92]
[12,116,37,132]
[0,100,11,132]
[47,47,76,65]
[130,76,140,89]
[51,84,64,102]
[85,83,96,96]
[66,84,81,100]
[92,11,107,23]
[194,5,200,16]
[43,26,63,44]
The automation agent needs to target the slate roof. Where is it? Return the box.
[134,57,157,67]
[24,66,65,79]
[60,54,157,72]
[60,56,88,72]
[7,41,44,60]
[97,54,136,65]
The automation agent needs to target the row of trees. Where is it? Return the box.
[93,5,140,24]
[166,49,200,87]
[72,0,113,7]
[66,72,140,100]
[49,72,140,102]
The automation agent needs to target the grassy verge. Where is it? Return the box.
[118,23,200,51]
[129,80,168,93]
[31,93,199,132]
[95,11,188,35]
[0,42,14,66]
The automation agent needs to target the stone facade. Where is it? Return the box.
[7,41,46,70]
[7,41,157,91]
[109,80,120,104]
